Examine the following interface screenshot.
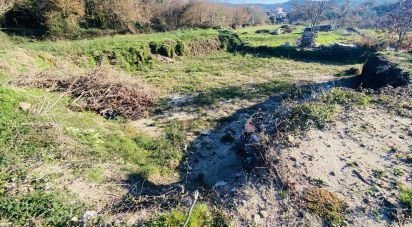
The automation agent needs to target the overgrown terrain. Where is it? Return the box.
[0,24,411,226]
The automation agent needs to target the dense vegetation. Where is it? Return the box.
[0,0,266,38]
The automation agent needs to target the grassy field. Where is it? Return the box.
[236,25,357,47]
[0,26,365,225]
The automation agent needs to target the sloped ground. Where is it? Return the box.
[4,27,411,225]
[211,85,412,226]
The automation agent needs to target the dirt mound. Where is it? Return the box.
[13,69,155,120]
[359,55,410,89]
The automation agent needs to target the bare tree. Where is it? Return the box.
[291,0,331,31]
[336,0,351,28]
[307,0,330,30]
[382,0,412,51]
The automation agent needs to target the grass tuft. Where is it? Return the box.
[304,188,347,226]
[400,186,412,209]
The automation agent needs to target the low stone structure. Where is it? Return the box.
[298,31,316,48]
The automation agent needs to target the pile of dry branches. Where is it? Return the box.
[13,69,155,120]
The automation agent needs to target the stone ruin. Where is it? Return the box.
[298,31,316,48]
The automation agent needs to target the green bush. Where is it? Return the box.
[4,0,84,38]
[45,12,82,38]
[218,30,244,52]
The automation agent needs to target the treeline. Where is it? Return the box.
[0,0,266,38]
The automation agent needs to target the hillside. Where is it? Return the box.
[0,24,411,226]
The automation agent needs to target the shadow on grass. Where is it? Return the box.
[237,45,374,65]
[219,30,375,65]
[159,80,292,110]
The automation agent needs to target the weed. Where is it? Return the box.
[86,169,105,184]
[322,88,372,107]
[400,186,412,209]
[393,168,404,177]
[289,102,337,131]
[145,203,228,227]
[279,190,288,200]
[373,169,385,179]
[304,188,347,226]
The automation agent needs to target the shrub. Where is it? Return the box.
[218,30,243,52]
[4,0,84,38]
[400,186,412,209]
[355,36,388,51]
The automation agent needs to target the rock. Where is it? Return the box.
[253,214,261,223]
[244,121,256,134]
[19,102,31,112]
[287,135,295,143]
[71,216,79,222]
[359,55,410,89]
[259,210,268,218]
[214,181,228,188]
[83,211,97,223]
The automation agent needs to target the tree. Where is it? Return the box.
[382,0,412,51]
[306,0,330,30]
[333,0,351,28]
[290,0,332,31]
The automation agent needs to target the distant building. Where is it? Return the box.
[267,7,288,24]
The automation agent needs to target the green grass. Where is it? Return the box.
[236,25,303,47]
[0,192,83,226]
[321,88,372,107]
[0,86,184,224]
[86,169,105,184]
[10,29,219,56]
[236,26,358,48]
[400,186,412,209]
[289,102,338,131]
[144,203,228,227]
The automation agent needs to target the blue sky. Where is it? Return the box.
[219,0,288,4]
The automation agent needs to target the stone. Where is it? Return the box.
[253,214,261,223]
[214,181,228,188]
[259,210,268,218]
[83,211,97,223]
[287,135,295,143]
[19,102,31,112]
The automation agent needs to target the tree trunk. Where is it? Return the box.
[395,31,406,52]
